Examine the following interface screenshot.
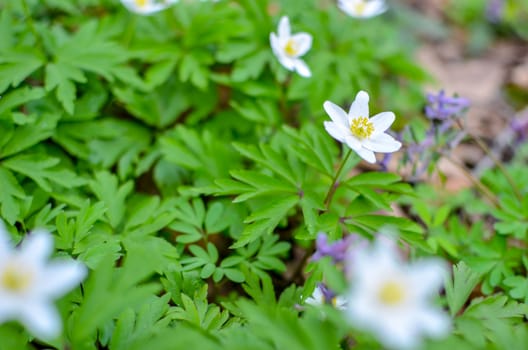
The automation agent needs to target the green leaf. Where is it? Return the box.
[0,86,46,116]
[445,261,482,316]
[89,171,134,228]
[0,112,60,158]
[233,195,299,248]
[0,167,25,224]
[3,153,86,192]
[0,48,45,94]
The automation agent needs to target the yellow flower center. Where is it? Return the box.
[135,0,148,7]
[378,281,406,306]
[1,263,33,293]
[354,1,366,15]
[350,116,374,139]
[284,39,298,57]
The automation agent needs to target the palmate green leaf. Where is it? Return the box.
[228,170,297,202]
[113,81,189,128]
[122,236,179,275]
[70,254,161,347]
[455,294,528,347]
[230,98,280,124]
[282,124,338,177]
[160,126,239,184]
[123,196,179,238]
[167,285,230,332]
[2,153,86,192]
[445,261,482,317]
[235,234,290,278]
[0,86,46,116]
[89,171,134,228]
[178,53,210,90]
[503,275,528,303]
[55,118,151,178]
[0,47,45,94]
[232,300,344,350]
[346,171,402,186]
[233,143,299,186]
[0,167,25,224]
[109,294,172,350]
[233,195,299,248]
[0,111,60,158]
[44,20,134,113]
[128,324,219,350]
[27,202,65,230]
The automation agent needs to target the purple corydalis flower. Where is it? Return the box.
[318,283,336,302]
[511,110,528,142]
[486,0,504,23]
[311,232,355,263]
[425,90,470,121]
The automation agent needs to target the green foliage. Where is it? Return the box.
[1,0,525,349]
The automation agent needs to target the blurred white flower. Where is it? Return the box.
[120,0,177,15]
[323,91,401,163]
[270,16,312,78]
[305,284,347,310]
[346,237,451,349]
[0,222,87,340]
[338,0,387,18]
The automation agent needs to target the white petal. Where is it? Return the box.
[277,55,296,71]
[417,308,451,338]
[354,146,376,163]
[348,90,369,120]
[0,295,23,323]
[370,111,395,135]
[407,259,448,299]
[121,0,169,15]
[290,33,312,56]
[344,134,362,150]
[19,230,53,263]
[364,0,388,18]
[334,296,348,310]
[337,0,356,16]
[270,33,281,56]
[278,16,291,38]
[323,101,349,128]
[293,59,311,77]
[378,315,421,349]
[324,121,348,143]
[19,302,62,340]
[305,287,324,306]
[39,260,87,299]
[363,133,401,153]
[338,0,387,18]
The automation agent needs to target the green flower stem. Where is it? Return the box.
[323,149,353,210]
[455,119,522,202]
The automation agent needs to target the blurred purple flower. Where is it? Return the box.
[486,0,504,23]
[318,283,336,302]
[312,232,355,263]
[511,109,528,142]
[425,90,470,121]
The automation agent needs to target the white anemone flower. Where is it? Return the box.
[338,0,387,18]
[323,91,401,163]
[120,0,177,15]
[270,16,313,78]
[305,284,347,310]
[346,237,451,349]
[0,222,87,340]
